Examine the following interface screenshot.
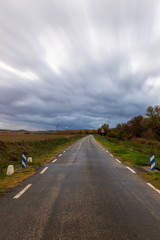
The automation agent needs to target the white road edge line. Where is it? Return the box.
[40,167,48,174]
[116,159,121,163]
[147,183,160,194]
[63,151,65,153]
[13,184,32,199]
[126,166,136,174]
[59,154,62,157]
[110,154,113,157]
[52,159,57,163]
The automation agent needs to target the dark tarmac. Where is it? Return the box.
[0,135,160,240]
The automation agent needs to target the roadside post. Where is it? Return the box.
[22,153,26,168]
[27,157,32,163]
[101,128,105,136]
[150,155,156,170]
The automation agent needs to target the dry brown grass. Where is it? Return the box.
[132,137,160,146]
[0,132,78,142]
[0,168,35,195]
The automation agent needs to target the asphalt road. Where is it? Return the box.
[0,135,160,240]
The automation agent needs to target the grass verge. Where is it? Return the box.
[94,135,160,190]
[0,135,83,196]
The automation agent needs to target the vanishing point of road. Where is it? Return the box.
[0,135,160,239]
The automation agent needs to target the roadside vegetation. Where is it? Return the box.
[0,131,87,196]
[95,105,160,189]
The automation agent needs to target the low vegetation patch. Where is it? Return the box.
[140,172,160,190]
[0,134,83,196]
[95,135,160,189]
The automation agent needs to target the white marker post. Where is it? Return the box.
[27,157,32,163]
[6,165,14,175]
[101,128,105,136]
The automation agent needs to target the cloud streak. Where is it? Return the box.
[0,0,160,130]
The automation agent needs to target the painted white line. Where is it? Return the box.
[63,151,65,153]
[126,166,136,174]
[147,183,160,194]
[52,159,57,163]
[40,167,48,174]
[116,159,121,163]
[106,150,108,152]
[59,154,62,157]
[13,184,32,199]
[110,154,113,157]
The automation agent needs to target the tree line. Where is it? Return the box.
[97,105,160,140]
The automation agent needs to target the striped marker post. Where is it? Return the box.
[22,153,26,168]
[150,155,156,170]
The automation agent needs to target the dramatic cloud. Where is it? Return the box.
[0,0,160,130]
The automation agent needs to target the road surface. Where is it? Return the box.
[0,135,160,239]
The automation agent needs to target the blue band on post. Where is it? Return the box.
[150,155,156,170]
[22,153,26,168]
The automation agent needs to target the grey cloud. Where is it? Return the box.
[0,0,160,130]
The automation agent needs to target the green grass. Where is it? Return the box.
[95,135,160,189]
[95,136,150,166]
[95,136,160,169]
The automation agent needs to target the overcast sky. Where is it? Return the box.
[0,0,160,130]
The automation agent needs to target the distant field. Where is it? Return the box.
[0,132,78,141]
